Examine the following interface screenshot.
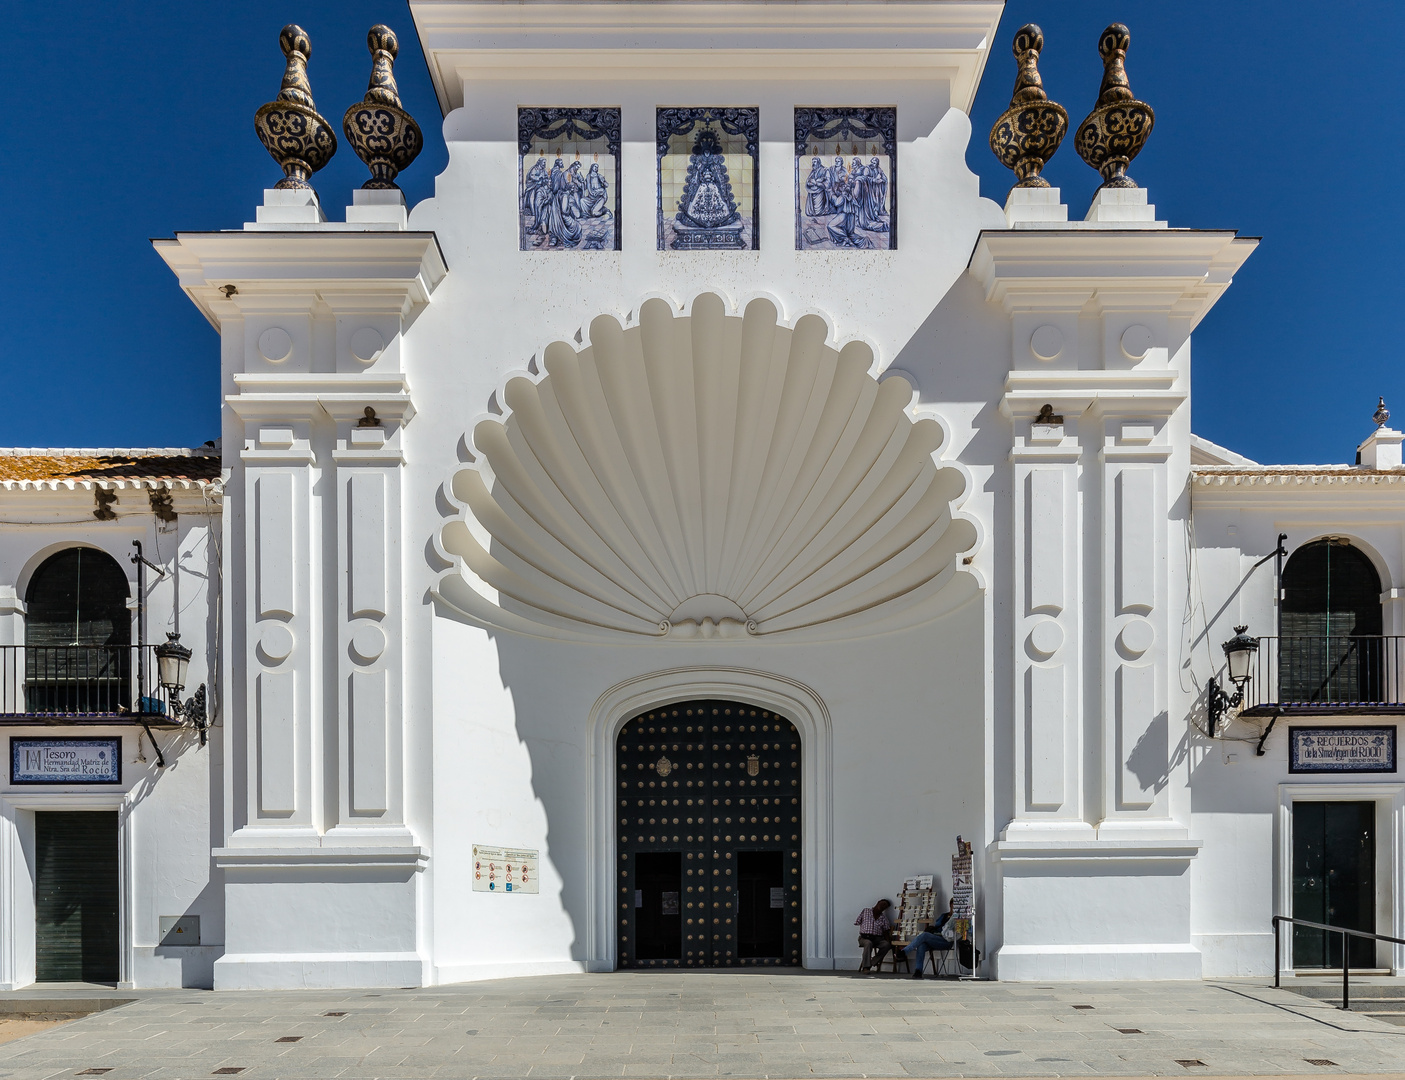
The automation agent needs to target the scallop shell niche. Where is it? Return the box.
[437,294,977,642]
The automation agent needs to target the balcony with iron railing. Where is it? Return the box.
[0,644,183,727]
[1240,636,1405,716]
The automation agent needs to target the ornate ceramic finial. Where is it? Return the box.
[343,25,424,190]
[253,25,338,191]
[1075,23,1156,189]
[989,24,1068,190]
[1375,396,1391,427]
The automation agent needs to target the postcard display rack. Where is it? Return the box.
[951,836,978,977]
[896,875,935,942]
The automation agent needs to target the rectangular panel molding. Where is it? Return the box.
[349,670,388,815]
[1117,663,1158,810]
[1116,467,1155,615]
[255,473,296,618]
[256,671,296,816]
[348,473,388,618]
[1026,663,1065,811]
[1027,467,1066,615]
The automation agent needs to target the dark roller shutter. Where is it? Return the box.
[36,811,119,983]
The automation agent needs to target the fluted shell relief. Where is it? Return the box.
[438,294,977,642]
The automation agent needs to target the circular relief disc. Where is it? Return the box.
[258,327,293,363]
[257,623,295,663]
[1030,325,1064,362]
[1027,619,1064,658]
[1120,324,1155,360]
[350,327,386,364]
[1118,619,1156,657]
[350,623,387,663]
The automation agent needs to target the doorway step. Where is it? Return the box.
[1277,979,1405,1026]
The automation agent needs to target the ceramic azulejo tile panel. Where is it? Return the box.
[657,107,759,251]
[795,107,896,250]
[519,107,621,251]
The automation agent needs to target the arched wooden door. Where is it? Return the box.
[616,700,801,968]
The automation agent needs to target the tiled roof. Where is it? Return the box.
[1193,465,1405,486]
[0,448,221,489]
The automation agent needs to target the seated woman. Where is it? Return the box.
[902,897,955,978]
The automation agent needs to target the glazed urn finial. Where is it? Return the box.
[253,25,338,191]
[343,25,424,190]
[1375,397,1391,428]
[989,24,1068,190]
[1075,24,1155,189]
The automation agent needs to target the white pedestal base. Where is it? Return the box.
[996,942,1202,980]
[214,845,426,989]
[993,837,1202,981]
[214,952,424,990]
[1083,187,1167,228]
[1005,187,1068,227]
[246,188,327,229]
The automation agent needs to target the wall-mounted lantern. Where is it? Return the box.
[154,632,209,745]
[1207,625,1259,737]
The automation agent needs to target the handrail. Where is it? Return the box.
[1272,914,1405,1010]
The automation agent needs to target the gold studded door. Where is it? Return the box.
[616,700,802,968]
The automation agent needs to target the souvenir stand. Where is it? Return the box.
[951,836,979,978]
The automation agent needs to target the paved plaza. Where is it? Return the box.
[0,972,1402,1080]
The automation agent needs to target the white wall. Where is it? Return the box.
[0,491,223,988]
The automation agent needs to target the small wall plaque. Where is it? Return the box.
[1289,726,1396,773]
[10,737,121,784]
[472,844,540,893]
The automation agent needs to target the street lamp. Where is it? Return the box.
[1207,625,1259,737]
[154,632,208,745]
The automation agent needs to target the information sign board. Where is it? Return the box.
[10,738,121,784]
[1289,726,1396,773]
[472,844,540,893]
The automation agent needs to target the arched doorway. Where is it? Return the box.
[1280,539,1383,703]
[616,700,801,968]
[24,547,131,713]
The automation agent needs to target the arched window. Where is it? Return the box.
[1280,539,1384,703]
[24,548,131,713]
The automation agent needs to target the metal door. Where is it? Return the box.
[36,811,119,983]
[616,700,801,967]
[1292,800,1376,968]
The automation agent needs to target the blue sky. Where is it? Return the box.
[4,1,1400,463]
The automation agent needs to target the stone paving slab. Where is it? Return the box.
[0,973,1402,1078]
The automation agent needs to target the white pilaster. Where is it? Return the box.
[974,227,1256,979]
[155,231,445,988]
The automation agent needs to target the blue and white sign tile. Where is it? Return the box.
[519,108,621,251]
[795,107,896,250]
[11,737,122,784]
[657,107,759,251]
[1289,726,1397,773]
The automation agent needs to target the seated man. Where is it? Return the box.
[902,897,955,978]
[854,898,897,972]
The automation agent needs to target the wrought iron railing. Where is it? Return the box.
[1243,636,1405,709]
[0,644,171,718]
[1273,914,1405,1010]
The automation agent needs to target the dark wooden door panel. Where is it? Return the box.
[617,700,801,968]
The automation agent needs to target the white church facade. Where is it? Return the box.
[1,1,1402,990]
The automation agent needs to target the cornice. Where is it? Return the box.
[229,374,416,425]
[152,232,447,331]
[410,0,1002,114]
[968,229,1258,329]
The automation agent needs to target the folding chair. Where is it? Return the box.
[873,941,910,974]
